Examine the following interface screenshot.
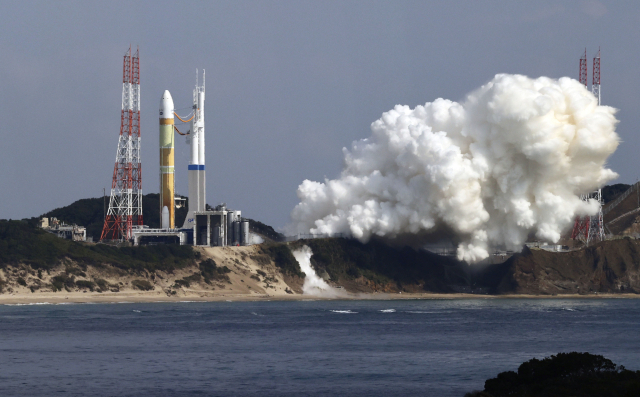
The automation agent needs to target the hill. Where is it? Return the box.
[482,238,640,294]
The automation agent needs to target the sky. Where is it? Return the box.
[1,0,639,232]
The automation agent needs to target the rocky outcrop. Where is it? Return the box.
[488,238,640,294]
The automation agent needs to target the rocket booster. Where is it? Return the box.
[159,90,175,229]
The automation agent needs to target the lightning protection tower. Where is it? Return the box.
[592,48,601,105]
[579,48,588,87]
[571,48,605,245]
[101,46,142,241]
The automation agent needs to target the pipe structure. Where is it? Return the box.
[159,90,175,228]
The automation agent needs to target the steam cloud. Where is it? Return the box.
[288,74,619,262]
[292,246,347,298]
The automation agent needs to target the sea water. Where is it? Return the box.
[1,299,639,396]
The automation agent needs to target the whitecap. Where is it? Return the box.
[330,310,358,314]
[379,309,396,313]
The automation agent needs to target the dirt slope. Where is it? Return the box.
[488,238,640,294]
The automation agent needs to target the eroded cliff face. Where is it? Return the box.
[492,238,640,294]
[0,245,301,299]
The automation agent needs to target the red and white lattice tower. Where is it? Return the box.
[571,48,605,245]
[100,46,142,241]
[579,48,588,87]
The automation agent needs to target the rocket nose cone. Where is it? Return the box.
[159,90,174,118]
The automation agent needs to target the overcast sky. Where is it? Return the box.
[1,0,639,230]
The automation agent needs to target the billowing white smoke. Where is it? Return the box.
[288,74,619,263]
[250,233,264,244]
[292,245,347,298]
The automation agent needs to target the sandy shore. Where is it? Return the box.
[1,291,639,305]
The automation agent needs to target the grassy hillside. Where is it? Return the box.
[0,220,196,271]
[290,238,471,292]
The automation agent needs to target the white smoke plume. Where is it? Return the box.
[292,245,347,298]
[288,74,619,263]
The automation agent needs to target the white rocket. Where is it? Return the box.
[183,70,206,228]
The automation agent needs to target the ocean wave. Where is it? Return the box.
[379,309,396,313]
[330,310,358,314]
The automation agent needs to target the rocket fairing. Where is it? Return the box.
[159,90,175,229]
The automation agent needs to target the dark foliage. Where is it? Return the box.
[51,274,75,291]
[174,273,202,288]
[298,238,466,291]
[602,183,632,204]
[0,220,196,271]
[263,244,304,277]
[198,258,231,284]
[246,218,285,241]
[76,280,96,291]
[479,352,640,397]
[131,279,154,291]
[37,193,189,241]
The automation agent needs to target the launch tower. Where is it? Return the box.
[101,46,142,241]
[571,48,605,245]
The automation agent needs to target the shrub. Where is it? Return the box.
[199,258,231,283]
[263,244,303,277]
[173,273,202,288]
[16,277,27,286]
[51,274,75,291]
[93,278,108,291]
[131,279,154,291]
[76,280,96,291]
[481,352,640,397]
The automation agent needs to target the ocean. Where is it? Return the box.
[1,298,639,396]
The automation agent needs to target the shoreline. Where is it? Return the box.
[1,291,639,305]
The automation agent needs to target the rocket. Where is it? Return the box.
[159,90,175,229]
[183,70,206,228]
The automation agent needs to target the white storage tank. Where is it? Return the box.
[227,211,235,244]
[241,220,250,246]
[233,222,240,246]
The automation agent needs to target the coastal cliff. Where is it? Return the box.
[2,219,640,302]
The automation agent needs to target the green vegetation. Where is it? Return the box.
[76,280,96,291]
[131,279,154,291]
[246,218,285,241]
[51,274,75,292]
[294,238,465,291]
[466,352,640,397]
[0,220,196,272]
[173,273,202,288]
[36,193,189,241]
[262,244,304,277]
[602,183,632,204]
[199,258,231,284]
